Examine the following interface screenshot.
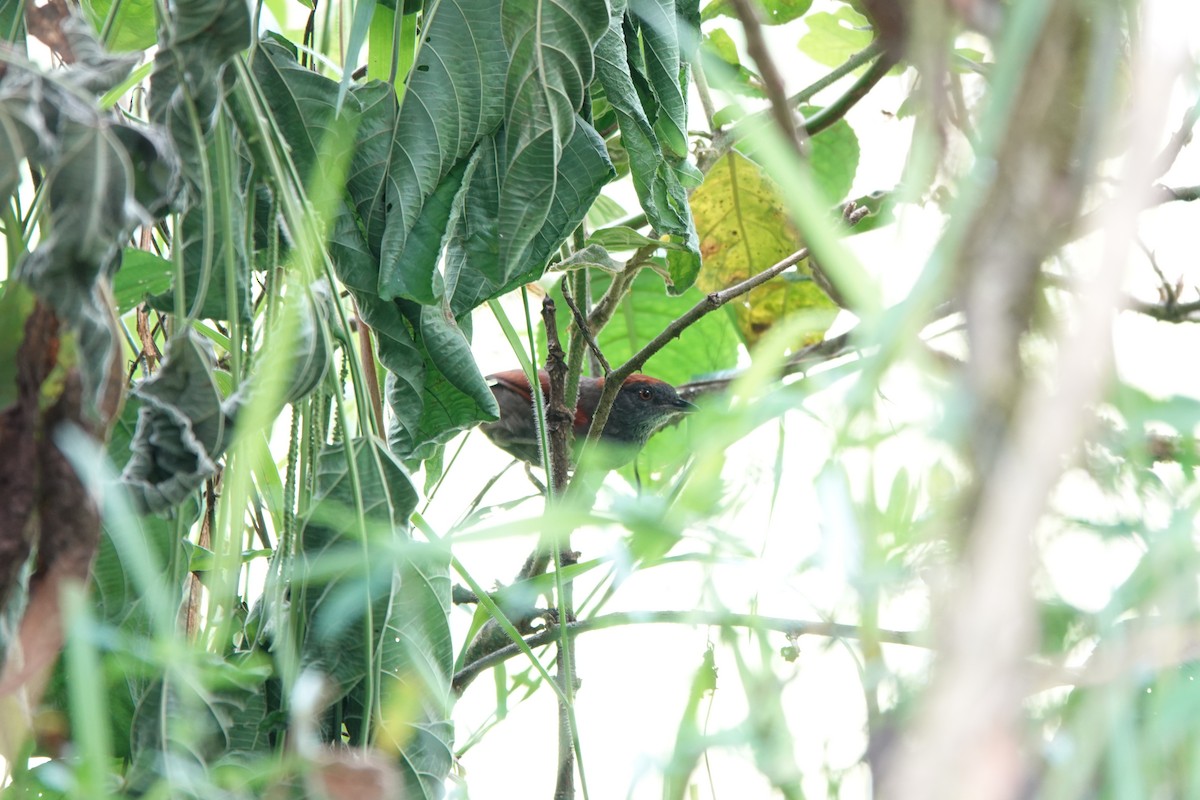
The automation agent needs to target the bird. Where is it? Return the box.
[479,369,695,468]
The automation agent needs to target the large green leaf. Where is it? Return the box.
[593,8,700,290]
[629,0,690,159]
[419,303,498,421]
[119,332,234,513]
[444,118,616,317]
[388,302,493,466]
[248,35,353,185]
[297,438,450,796]
[125,657,277,796]
[373,0,509,302]
[149,0,251,187]
[300,438,419,686]
[80,0,158,51]
[146,0,251,322]
[6,61,181,409]
[495,0,609,277]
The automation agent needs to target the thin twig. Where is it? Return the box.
[587,242,658,334]
[352,303,385,435]
[804,51,898,136]
[1149,94,1200,181]
[728,0,807,157]
[1072,183,1200,238]
[575,247,810,472]
[542,299,572,498]
[561,277,610,375]
[723,43,885,165]
[452,610,920,695]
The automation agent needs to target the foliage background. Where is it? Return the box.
[3,0,1200,799]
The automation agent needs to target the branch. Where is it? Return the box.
[804,51,898,136]
[586,242,658,334]
[353,306,385,434]
[1072,183,1200,239]
[575,247,810,470]
[452,610,920,695]
[1149,94,1200,181]
[728,0,807,157]
[539,297,584,799]
[1124,295,1200,323]
[561,277,610,375]
[794,42,884,107]
[541,298,572,498]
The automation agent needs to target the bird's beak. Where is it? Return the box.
[673,397,697,414]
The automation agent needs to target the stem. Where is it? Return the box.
[728,0,807,156]
[804,52,897,136]
[540,298,584,800]
[453,610,919,694]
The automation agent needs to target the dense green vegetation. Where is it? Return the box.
[3,0,1200,797]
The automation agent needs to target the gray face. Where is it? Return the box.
[604,381,696,446]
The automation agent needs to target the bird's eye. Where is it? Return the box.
[638,387,653,400]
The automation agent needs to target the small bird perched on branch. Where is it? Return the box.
[480,370,695,467]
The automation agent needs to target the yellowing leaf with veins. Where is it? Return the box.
[692,151,837,346]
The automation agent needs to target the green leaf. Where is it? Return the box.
[149,0,252,186]
[588,225,674,251]
[9,73,180,410]
[802,106,859,203]
[297,438,450,797]
[227,283,334,410]
[0,281,35,412]
[119,332,234,513]
[113,249,175,313]
[373,0,509,301]
[495,1,609,279]
[443,117,615,317]
[593,10,699,285]
[555,243,623,273]
[126,660,277,794]
[629,0,689,159]
[248,35,354,187]
[0,83,44,205]
[688,151,837,345]
[80,0,157,51]
[0,0,26,45]
[798,7,874,68]
[700,29,765,99]
[419,303,499,421]
[701,0,811,24]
